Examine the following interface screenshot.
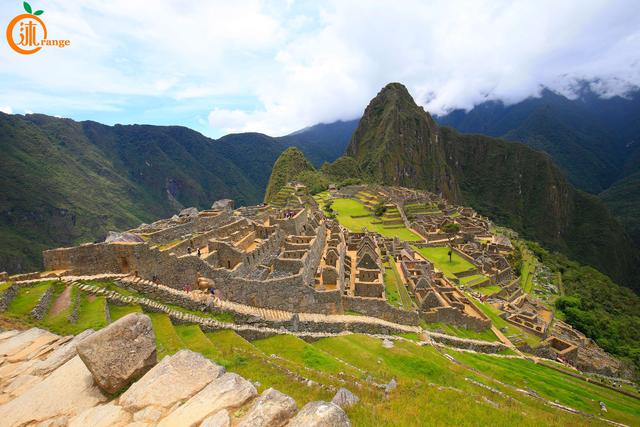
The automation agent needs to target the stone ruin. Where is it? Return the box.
[0,313,351,426]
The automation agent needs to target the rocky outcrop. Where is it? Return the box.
[104,231,144,243]
[212,199,234,211]
[76,313,156,394]
[119,349,225,413]
[0,327,351,427]
[331,387,359,409]
[237,387,297,427]
[157,372,257,427]
[288,401,351,427]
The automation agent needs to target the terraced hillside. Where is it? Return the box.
[1,277,638,426]
[330,196,421,241]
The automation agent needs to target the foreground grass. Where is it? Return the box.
[445,350,640,426]
[145,311,184,358]
[313,334,609,426]
[109,304,142,321]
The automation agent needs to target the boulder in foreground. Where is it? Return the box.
[287,401,351,427]
[76,313,156,394]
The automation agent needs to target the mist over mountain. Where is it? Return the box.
[436,87,640,245]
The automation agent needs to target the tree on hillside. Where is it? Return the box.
[374,200,387,217]
[442,222,460,262]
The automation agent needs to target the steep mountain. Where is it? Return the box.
[278,119,359,167]
[346,83,459,201]
[263,147,316,202]
[436,87,640,193]
[600,171,640,244]
[344,83,640,290]
[436,87,640,245]
[0,113,355,274]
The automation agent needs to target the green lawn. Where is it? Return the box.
[74,293,108,332]
[332,198,422,241]
[517,242,538,293]
[413,246,476,279]
[474,284,502,296]
[459,274,490,286]
[7,282,55,317]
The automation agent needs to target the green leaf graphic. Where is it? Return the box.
[23,1,32,14]
[34,10,44,15]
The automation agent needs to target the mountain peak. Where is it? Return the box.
[345,83,459,200]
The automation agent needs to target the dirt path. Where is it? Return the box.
[48,285,71,317]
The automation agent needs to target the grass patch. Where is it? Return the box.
[145,311,184,358]
[383,261,413,309]
[332,198,422,241]
[253,335,359,376]
[109,304,142,321]
[474,284,502,296]
[206,330,332,405]
[6,282,55,317]
[413,246,475,279]
[174,324,223,360]
[446,350,640,426]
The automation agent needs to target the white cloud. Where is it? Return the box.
[0,0,638,136]
[0,106,12,114]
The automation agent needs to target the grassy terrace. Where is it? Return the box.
[383,261,413,310]
[413,246,478,280]
[332,198,422,241]
[465,293,541,347]
[517,241,538,293]
[1,279,638,425]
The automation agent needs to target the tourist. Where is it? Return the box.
[187,247,192,255]
[197,248,201,257]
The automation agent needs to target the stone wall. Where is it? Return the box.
[343,296,420,325]
[421,307,491,331]
[145,222,193,245]
[30,285,55,320]
[0,284,18,312]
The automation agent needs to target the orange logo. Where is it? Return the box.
[6,2,70,55]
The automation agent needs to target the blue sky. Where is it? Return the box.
[1,0,639,138]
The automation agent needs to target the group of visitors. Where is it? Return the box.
[186,247,202,257]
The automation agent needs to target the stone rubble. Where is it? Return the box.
[0,316,351,427]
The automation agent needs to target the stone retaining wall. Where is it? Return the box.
[421,307,491,331]
[343,296,420,325]
[0,284,18,312]
[30,285,55,321]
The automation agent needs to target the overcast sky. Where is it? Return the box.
[1,0,638,137]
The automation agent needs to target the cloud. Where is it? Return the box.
[0,106,12,114]
[0,0,638,136]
